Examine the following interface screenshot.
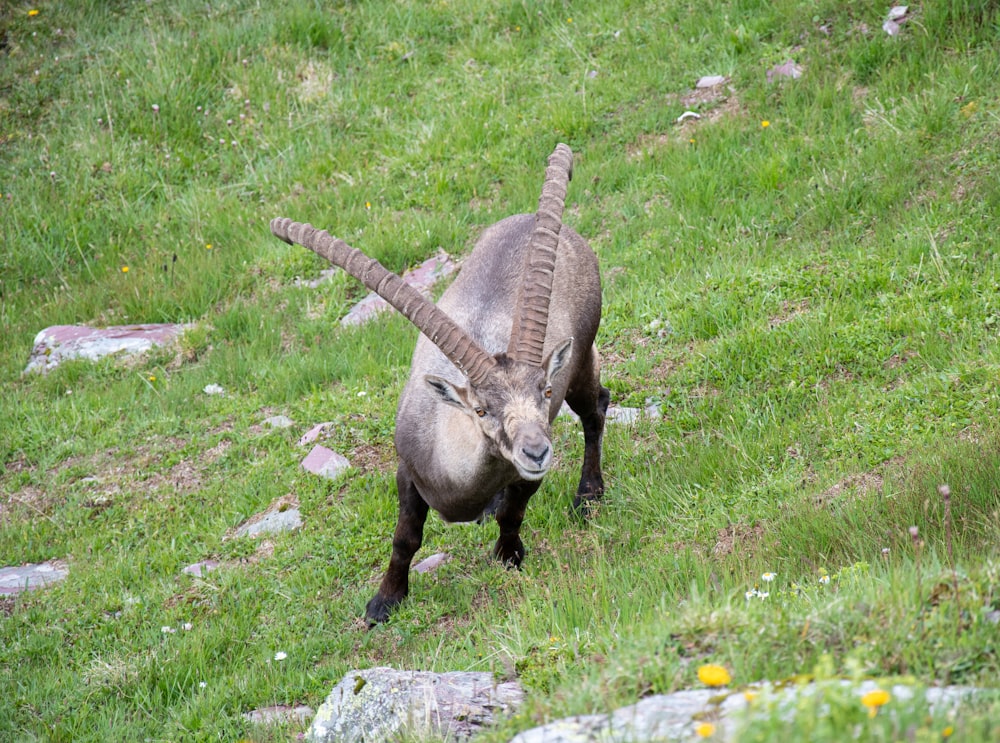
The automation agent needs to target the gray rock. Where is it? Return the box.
[243,705,314,726]
[25,324,191,374]
[233,508,303,538]
[510,681,984,742]
[607,406,643,424]
[262,415,294,429]
[696,75,727,88]
[0,561,69,595]
[301,445,351,480]
[308,667,524,743]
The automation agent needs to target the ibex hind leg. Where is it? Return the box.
[565,347,609,516]
[492,480,541,567]
[365,464,429,625]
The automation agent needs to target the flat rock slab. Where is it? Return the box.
[243,705,314,726]
[308,667,524,743]
[696,75,728,88]
[509,681,983,742]
[301,445,351,480]
[262,415,294,429]
[0,561,69,595]
[233,508,303,539]
[341,253,456,326]
[25,324,191,374]
[767,60,803,82]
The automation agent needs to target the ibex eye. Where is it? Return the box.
[544,387,553,399]
[475,407,486,417]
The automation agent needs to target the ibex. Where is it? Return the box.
[271,144,609,624]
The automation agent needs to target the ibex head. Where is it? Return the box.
[425,337,573,481]
[270,144,576,482]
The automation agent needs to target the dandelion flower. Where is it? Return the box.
[28,9,40,16]
[761,120,770,128]
[697,664,731,687]
[695,722,715,738]
[121,266,130,273]
[861,688,890,718]
[148,375,156,382]
[205,243,213,250]
[762,572,775,582]
[943,726,954,737]
[567,17,573,23]
[274,651,287,661]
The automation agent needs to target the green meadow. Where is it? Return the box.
[1,0,999,740]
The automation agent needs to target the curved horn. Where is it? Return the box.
[271,218,497,385]
[507,143,574,366]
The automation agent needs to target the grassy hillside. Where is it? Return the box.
[2,0,999,740]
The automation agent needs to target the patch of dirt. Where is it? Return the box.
[350,442,395,474]
[713,523,765,557]
[0,597,15,617]
[627,87,743,160]
[814,456,904,506]
[768,299,810,328]
[884,349,919,369]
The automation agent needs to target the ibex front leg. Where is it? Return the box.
[366,464,429,625]
[492,480,541,567]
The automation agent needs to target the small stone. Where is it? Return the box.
[182,560,220,577]
[299,422,334,446]
[413,553,451,574]
[0,561,69,595]
[607,406,642,424]
[233,508,303,539]
[888,6,908,20]
[301,446,351,480]
[767,60,803,82]
[696,75,727,88]
[882,19,901,36]
[262,415,294,429]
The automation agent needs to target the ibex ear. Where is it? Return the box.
[424,375,470,409]
[544,337,574,382]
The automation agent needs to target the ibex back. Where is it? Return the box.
[271,144,609,624]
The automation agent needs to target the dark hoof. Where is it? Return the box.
[365,594,401,626]
[492,538,525,568]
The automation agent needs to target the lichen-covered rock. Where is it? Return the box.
[0,561,69,595]
[307,667,523,743]
[25,324,191,374]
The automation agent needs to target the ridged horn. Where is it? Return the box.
[507,143,574,366]
[271,218,498,385]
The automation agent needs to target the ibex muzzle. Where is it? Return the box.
[271,144,609,624]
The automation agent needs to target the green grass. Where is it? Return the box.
[2,0,1000,740]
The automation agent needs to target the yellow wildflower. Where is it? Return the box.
[697,664,731,687]
[942,726,954,737]
[121,266,129,273]
[28,9,40,17]
[861,688,890,718]
[205,243,213,250]
[695,722,715,738]
[761,120,770,128]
